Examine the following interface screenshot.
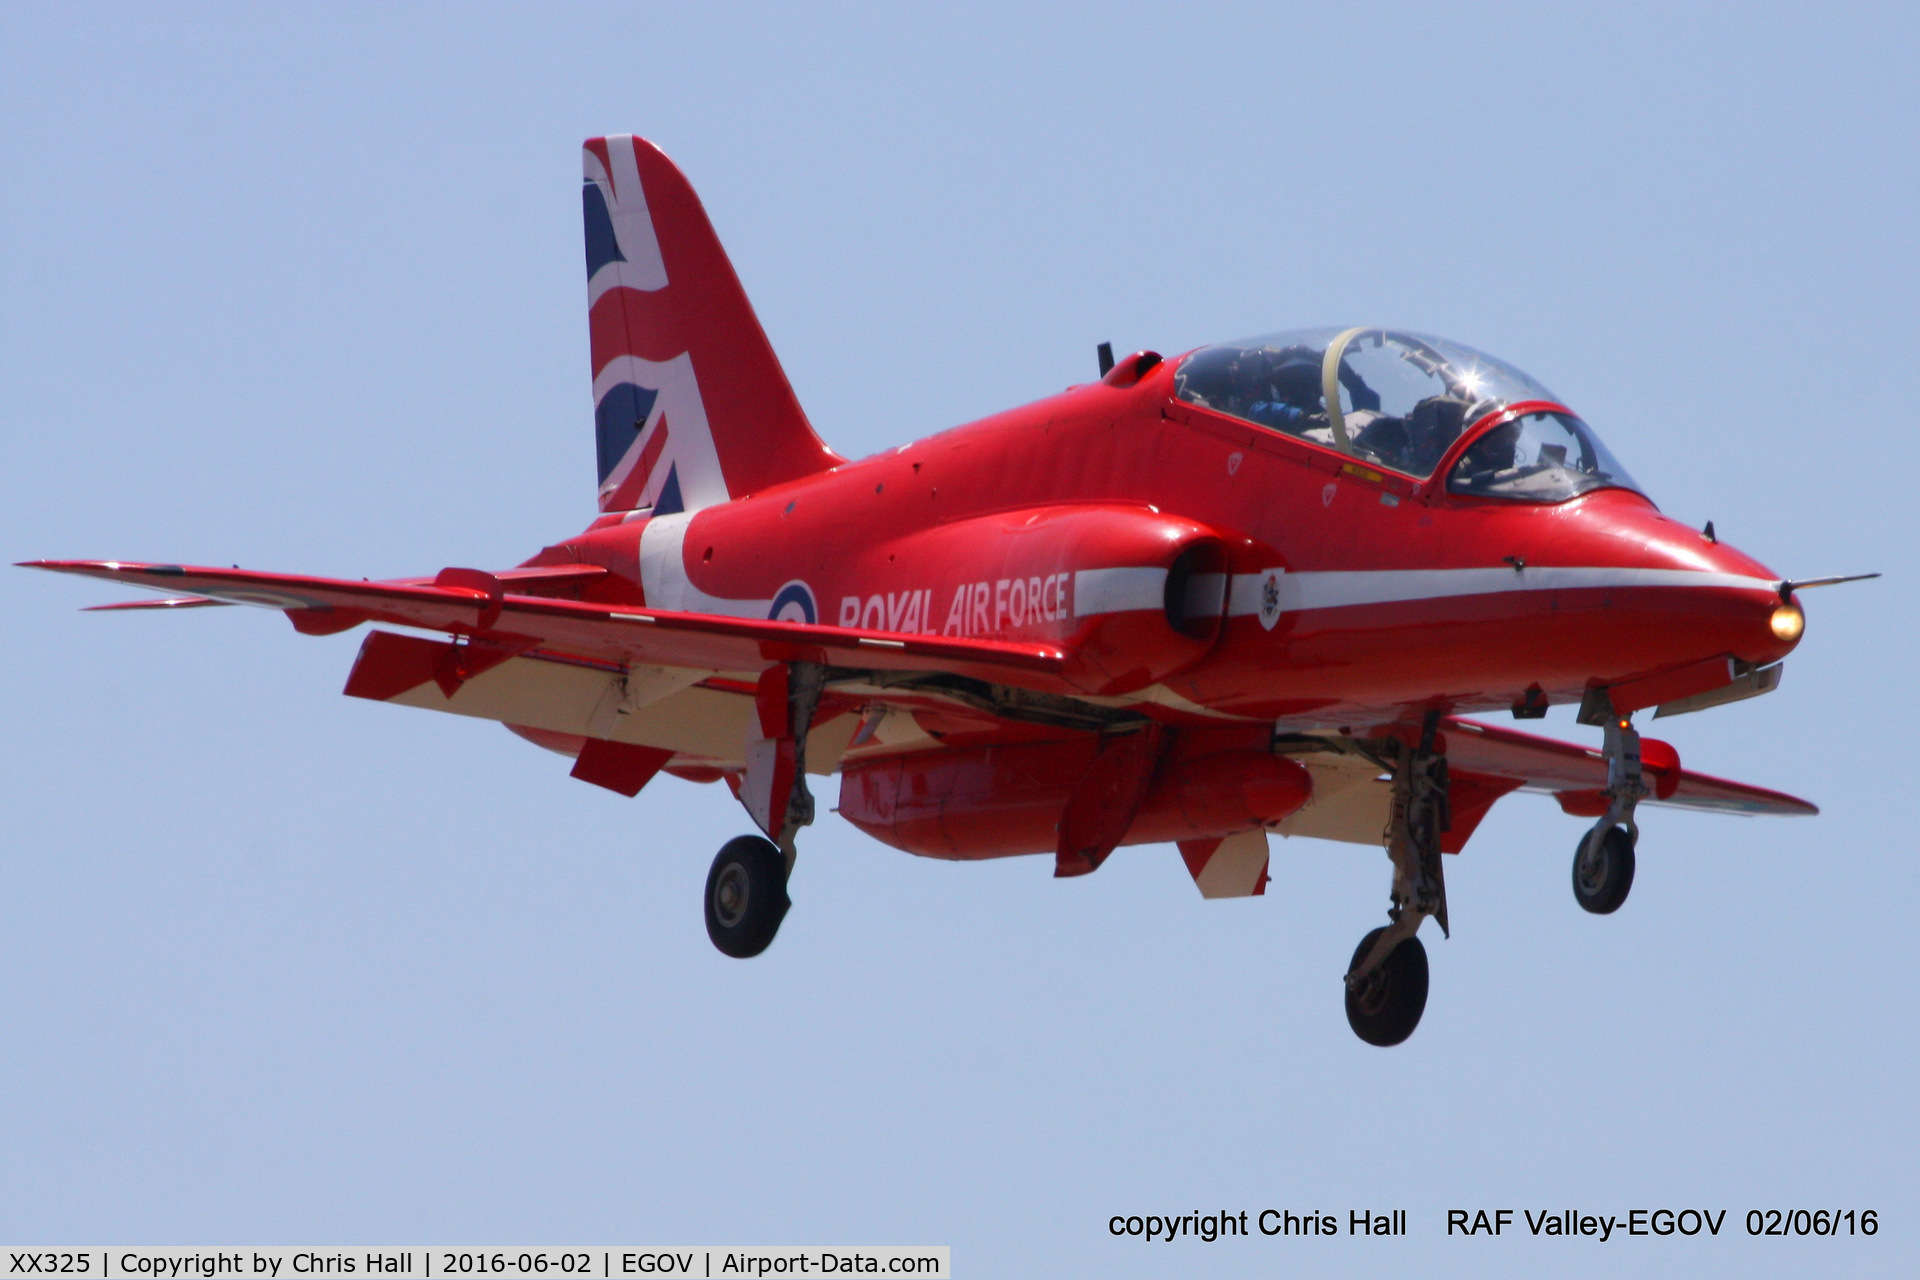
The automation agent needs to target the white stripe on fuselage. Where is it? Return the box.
[1072,567,1166,617]
[1078,565,1774,623]
[1234,566,1777,616]
[635,541,1775,631]
[638,511,773,617]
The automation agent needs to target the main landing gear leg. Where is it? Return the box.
[708,662,825,958]
[1572,714,1644,915]
[1344,710,1449,1047]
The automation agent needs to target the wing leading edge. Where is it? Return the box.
[20,559,1069,688]
[1441,716,1816,817]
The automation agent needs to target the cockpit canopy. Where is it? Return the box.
[1174,327,1640,503]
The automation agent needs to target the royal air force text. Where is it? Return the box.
[838,575,1071,637]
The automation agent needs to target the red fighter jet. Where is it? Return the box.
[26,134,1875,1045]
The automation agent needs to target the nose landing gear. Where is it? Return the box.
[1573,825,1636,914]
[1572,714,1647,915]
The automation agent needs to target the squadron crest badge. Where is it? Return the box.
[1258,567,1285,631]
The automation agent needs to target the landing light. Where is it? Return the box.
[1769,604,1805,643]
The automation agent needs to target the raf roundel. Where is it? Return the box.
[768,580,818,625]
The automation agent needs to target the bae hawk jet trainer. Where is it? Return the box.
[28,135,1873,1045]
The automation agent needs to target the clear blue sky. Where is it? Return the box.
[3,4,1914,1276]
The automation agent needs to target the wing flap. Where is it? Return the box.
[341,630,794,768]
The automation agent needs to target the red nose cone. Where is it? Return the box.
[1647,520,1800,666]
[1563,494,1797,681]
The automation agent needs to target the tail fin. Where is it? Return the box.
[584,135,841,514]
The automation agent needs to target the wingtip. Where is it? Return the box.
[20,559,181,576]
[82,596,229,612]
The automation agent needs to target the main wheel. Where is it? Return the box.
[1572,825,1635,915]
[705,835,791,958]
[1344,927,1429,1047]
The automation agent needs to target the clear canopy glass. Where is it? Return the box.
[1172,327,1637,500]
[1446,409,1638,502]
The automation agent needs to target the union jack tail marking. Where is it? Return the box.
[583,135,841,514]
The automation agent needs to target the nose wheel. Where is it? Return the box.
[705,834,791,958]
[1345,926,1429,1046]
[1570,712,1647,916]
[1573,825,1636,914]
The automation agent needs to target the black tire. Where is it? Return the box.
[1572,825,1635,915]
[1344,927,1429,1047]
[705,835,791,958]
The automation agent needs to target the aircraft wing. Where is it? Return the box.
[27,562,1821,820]
[1442,716,1817,817]
[21,559,1069,687]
